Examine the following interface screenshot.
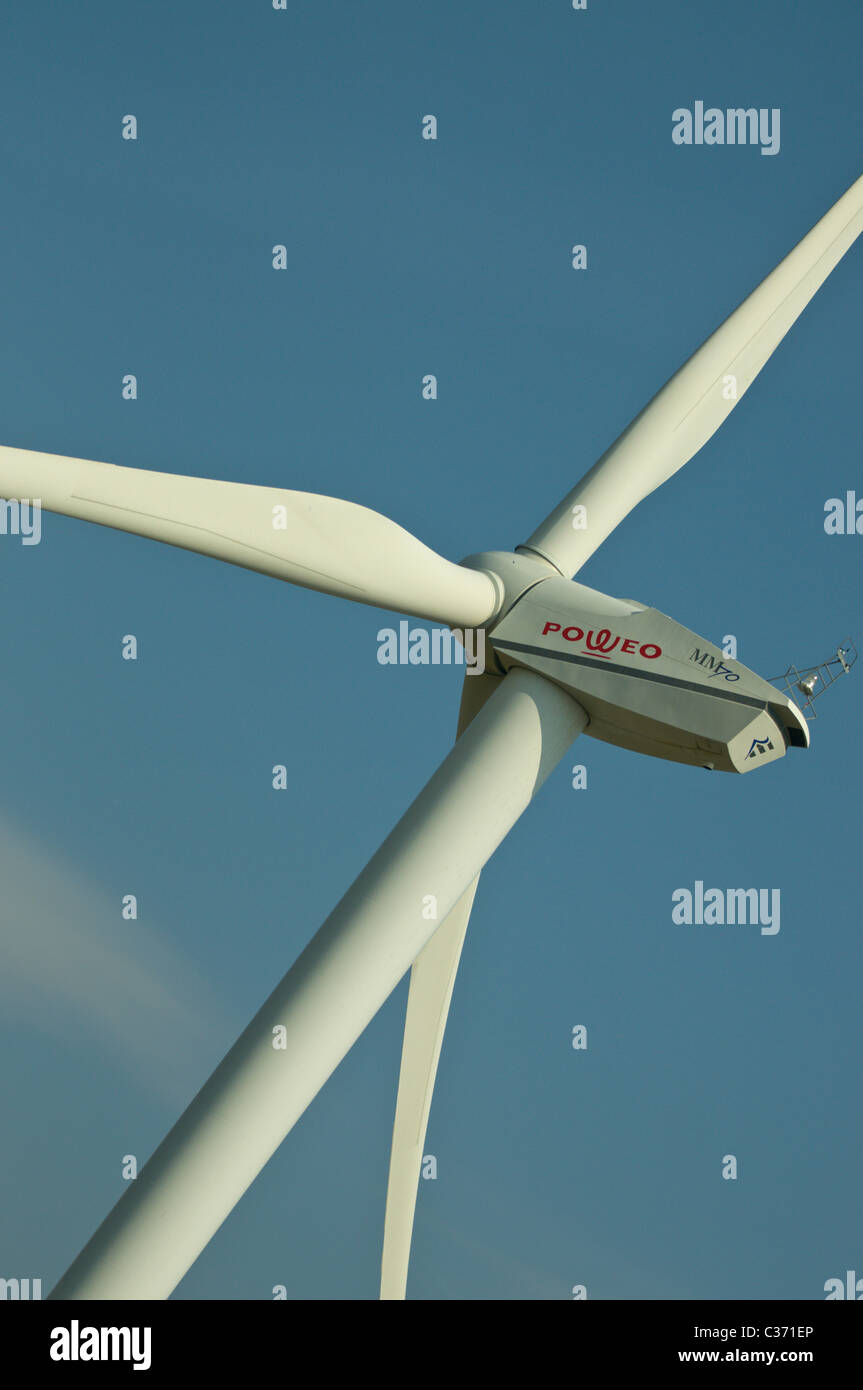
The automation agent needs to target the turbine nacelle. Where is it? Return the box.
[487,575,809,773]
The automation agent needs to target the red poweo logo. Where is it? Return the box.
[541,622,662,660]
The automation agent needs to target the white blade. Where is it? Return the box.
[380,672,502,1301]
[0,445,499,627]
[380,880,478,1301]
[521,171,863,578]
[49,669,587,1300]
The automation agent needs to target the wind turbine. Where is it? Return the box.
[2,171,861,1301]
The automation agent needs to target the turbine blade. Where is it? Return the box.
[0,445,499,626]
[380,879,478,1301]
[49,669,587,1300]
[380,672,502,1301]
[520,171,863,577]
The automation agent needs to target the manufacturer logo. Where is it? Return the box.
[746,736,775,759]
[541,623,662,660]
[689,647,740,681]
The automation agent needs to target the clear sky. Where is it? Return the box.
[1,0,861,1301]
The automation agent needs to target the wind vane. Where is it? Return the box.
[772,641,857,720]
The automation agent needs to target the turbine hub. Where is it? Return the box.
[458,550,559,628]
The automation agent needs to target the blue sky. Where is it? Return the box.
[1,0,861,1300]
